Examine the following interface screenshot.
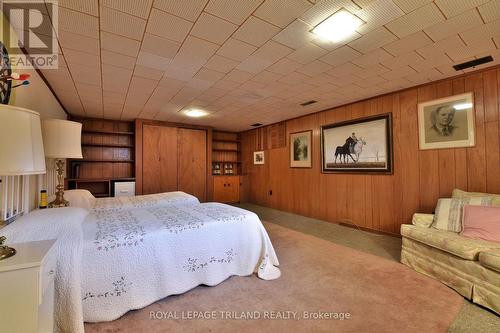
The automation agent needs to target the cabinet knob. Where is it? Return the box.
[48,269,54,275]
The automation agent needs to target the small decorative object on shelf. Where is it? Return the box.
[212,163,221,175]
[224,163,234,175]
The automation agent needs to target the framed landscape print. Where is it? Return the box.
[253,151,265,165]
[290,130,312,168]
[417,92,475,150]
[321,113,393,174]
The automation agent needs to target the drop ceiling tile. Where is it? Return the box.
[382,31,433,56]
[69,63,101,85]
[349,27,398,53]
[409,53,452,72]
[233,16,281,47]
[391,0,433,13]
[385,3,445,38]
[434,0,489,18]
[352,49,394,68]
[177,36,219,61]
[225,69,255,83]
[190,13,238,45]
[141,33,181,59]
[311,31,362,51]
[134,64,164,80]
[153,0,208,22]
[424,9,483,42]
[217,38,257,61]
[300,0,360,26]
[417,35,465,59]
[272,19,315,49]
[254,0,312,28]
[205,0,263,25]
[355,0,404,34]
[460,19,500,45]
[252,40,294,63]
[355,63,390,79]
[278,71,311,85]
[320,46,362,67]
[204,55,240,73]
[287,42,329,64]
[478,0,500,23]
[163,65,200,81]
[146,8,193,42]
[236,56,274,74]
[101,6,146,41]
[101,31,141,57]
[381,51,424,70]
[129,76,158,95]
[251,70,282,83]
[405,68,444,84]
[101,50,137,69]
[57,0,99,16]
[296,60,332,77]
[327,62,364,77]
[446,38,497,62]
[379,65,416,80]
[58,30,100,54]
[136,51,172,70]
[102,0,153,19]
[194,68,226,82]
[58,7,99,38]
[64,48,101,67]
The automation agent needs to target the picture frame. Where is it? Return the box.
[417,92,475,150]
[253,151,265,165]
[321,113,393,174]
[290,130,312,168]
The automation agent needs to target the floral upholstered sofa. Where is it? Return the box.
[400,189,500,314]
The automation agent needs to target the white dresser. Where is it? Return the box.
[0,239,57,333]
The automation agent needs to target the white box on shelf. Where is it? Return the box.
[114,181,135,197]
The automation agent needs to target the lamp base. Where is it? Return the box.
[0,246,16,261]
[48,198,69,208]
[48,159,70,208]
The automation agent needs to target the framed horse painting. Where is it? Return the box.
[321,113,393,174]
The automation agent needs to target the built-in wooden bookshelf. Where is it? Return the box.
[211,131,240,176]
[66,118,135,197]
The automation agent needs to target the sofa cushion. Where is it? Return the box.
[432,197,492,232]
[452,188,500,206]
[479,250,500,273]
[401,224,500,260]
[461,205,500,242]
[412,213,434,228]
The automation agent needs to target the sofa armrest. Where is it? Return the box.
[412,213,434,228]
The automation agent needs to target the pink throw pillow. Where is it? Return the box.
[461,205,500,242]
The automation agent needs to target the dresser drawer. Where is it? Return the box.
[114,181,135,197]
[40,247,56,304]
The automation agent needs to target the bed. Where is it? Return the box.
[59,189,200,212]
[1,204,280,333]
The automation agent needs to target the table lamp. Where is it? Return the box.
[41,119,82,208]
[0,105,46,260]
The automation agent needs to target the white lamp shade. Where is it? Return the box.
[0,105,46,175]
[42,119,83,159]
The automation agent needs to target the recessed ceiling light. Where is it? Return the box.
[185,109,208,118]
[311,9,363,43]
[453,103,473,110]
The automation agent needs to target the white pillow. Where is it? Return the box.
[50,189,95,211]
[432,197,492,232]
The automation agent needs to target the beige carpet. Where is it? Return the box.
[85,222,463,333]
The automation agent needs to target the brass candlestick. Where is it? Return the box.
[48,159,69,208]
[0,236,16,261]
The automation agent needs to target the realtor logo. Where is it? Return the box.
[1,0,58,69]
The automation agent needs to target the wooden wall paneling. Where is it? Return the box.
[452,77,468,190]
[465,73,487,192]
[435,80,456,198]
[319,108,339,223]
[391,93,403,233]
[135,119,144,194]
[417,84,440,213]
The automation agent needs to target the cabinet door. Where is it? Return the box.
[142,125,178,194]
[213,177,228,202]
[178,128,207,201]
[226,177,240,203]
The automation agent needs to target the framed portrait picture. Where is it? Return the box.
[418,92,475,150]
[321,113,393,174]
[290,130,312,168]
[253,151,265,165]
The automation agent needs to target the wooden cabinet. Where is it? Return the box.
[213,176,240,203]
[138,121,208,201]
